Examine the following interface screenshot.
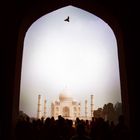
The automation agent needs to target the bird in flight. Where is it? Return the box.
[64,16,70,22]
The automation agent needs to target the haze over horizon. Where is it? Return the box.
[20,6,122,118]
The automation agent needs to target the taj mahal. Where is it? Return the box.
[37,89,94,120]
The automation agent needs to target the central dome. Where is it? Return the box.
[59,88,73,101]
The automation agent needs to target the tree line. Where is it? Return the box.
[94,102,122,124]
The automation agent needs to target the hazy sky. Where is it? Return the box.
[20,6,121,118]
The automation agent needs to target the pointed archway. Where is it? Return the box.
[63,107,70,117]
[13,2,130,139]
[19,6,122,121]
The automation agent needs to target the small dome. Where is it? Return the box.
[59,88,73,101]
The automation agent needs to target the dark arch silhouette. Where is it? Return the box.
[16,2,128,128]
[16,2,128,126]
[2,1,137,140]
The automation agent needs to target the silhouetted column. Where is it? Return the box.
[78,102,81,117]
[37,95,41,119]
[91,95,94,117]
[44,98,47,119]
[85,100,88,118]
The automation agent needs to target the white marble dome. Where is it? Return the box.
[59,88,73,101]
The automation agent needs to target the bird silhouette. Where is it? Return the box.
[64,16,70,22]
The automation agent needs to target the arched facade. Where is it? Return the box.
[51,90,81,120]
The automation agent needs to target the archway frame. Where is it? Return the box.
[63,106,70,117]
[14,0,129,131]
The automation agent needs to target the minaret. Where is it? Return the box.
[85,100,88,119]
[37,94,41,119]
[44,98,47,119]
[91,95,94,117]
[78,102,81,117]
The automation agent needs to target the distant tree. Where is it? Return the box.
[114,102,122,115]
[114,102,122,122]
[18,110,29,121]
[103,103,116,122]
[102,104,107,120]
[94,108,103,118]
[94,102,123,123]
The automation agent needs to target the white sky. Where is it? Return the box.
[20,6,121,118]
